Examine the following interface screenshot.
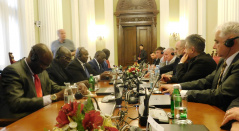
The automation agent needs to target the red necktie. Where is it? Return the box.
[33,74,43,97]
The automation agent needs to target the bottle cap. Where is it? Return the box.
[173,85,179,89]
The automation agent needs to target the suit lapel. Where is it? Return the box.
[222,53,239,82]
[21,59,38,97]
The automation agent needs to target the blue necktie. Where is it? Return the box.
[84,64,90,78]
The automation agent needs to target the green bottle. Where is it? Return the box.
[89,74,95,91]
[171,85,180,118]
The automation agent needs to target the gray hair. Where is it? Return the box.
[186,34,205,53]
[179,40,186,47]
[216,22,239,37]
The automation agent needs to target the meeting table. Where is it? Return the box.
[2,80,227,131]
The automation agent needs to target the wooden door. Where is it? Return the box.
[121,26,137,66]
[136,26,152,64]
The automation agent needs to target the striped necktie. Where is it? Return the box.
[84,64,90,78]
[216,61,227,89]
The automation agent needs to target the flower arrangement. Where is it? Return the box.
[53,97,118,131]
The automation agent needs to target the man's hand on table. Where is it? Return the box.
[160,74,172,82]
[77,82,88,95]
[221,107,239,129]
[159,84,174,95]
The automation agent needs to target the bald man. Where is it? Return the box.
[51,29,76,56]
[0,43,66,119]
[163,48,176,66]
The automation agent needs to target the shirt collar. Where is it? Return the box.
[94,58,100,67]
[24,58,34,75]
[225,51,239,66]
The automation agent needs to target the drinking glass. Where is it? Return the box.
[94,77,99,91]
[173,95,192,124]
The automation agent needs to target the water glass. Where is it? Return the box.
[94,77,99,90]
[173,95,192,124]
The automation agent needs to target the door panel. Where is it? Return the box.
[137,26,152,64]
[122,26,137,66]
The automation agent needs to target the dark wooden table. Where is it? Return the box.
[4,80,226,131]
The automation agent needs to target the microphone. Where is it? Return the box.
[139,75,160,126]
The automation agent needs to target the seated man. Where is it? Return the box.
[66,47,98,82]
[102,48,111,71]
[163,48,176,66]
[160,40,186,75]
[150,51,157,65]
[88,51,107,74]
[155,47,165,66]
[0,43,87,119]
[46,46,88,86]
[161,34,217,83]
[160,22,239,111]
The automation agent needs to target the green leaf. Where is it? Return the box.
[83,97,95,113]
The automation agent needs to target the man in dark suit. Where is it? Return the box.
[150,51,157,65]
[155,47,165,66]
[160,40,186,75]
[160,22,239,111]
[0,44,86,119]
[88,51,107,74]
[161,34,217,83]
[66,47,98,82]
[102,48,111,71]
[46,46,89,87]
[137,44,147,63]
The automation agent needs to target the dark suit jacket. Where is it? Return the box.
[0,58,63,119]
[181,53,239,111]
[66,58,98,82]
[46,60,73,86]
[160,55,182,75]
[153,59,160,65]
[102,60,111,71]
[88,59,104,74]
[138,49,147,63]
[169,52,217,83]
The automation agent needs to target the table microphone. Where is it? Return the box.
[139,75,159,126]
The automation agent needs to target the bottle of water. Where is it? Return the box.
[155,66,160,77]
[89,74,95,91]
[64,82,74,104]
[171,85,181,118]
[149,72,154,88]
[112,68,117,80]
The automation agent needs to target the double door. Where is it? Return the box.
[119,26,155,66]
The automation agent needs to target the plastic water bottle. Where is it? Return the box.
[64,82,74,104]
[149,72,154,88]
[171,85,181,118]
[112,68,117,80]
[89,74,95,91]
[155,66,160,77]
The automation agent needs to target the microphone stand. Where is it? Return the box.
[139,75,159,126]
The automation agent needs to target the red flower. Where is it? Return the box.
[56,110,69,127]
[83,110,103,131]
[105,126,119,131]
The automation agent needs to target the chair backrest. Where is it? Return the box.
[8,52,16,64]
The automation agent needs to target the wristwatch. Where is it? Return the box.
[51,94,57,101]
